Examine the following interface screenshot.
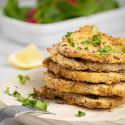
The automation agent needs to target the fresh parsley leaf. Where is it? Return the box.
[69,38,76,47]
[82,40,92,44]
[98,45,112,53]
[5,87,11,96]
[21,98,35,107]
[92,34,102,46]
[28,92,38,98]
[18,74,30,85]
[21,97,48,111]
[13,91,21,97]
[5,88,48,111]
[92,34,102,41]
[82,34,102,47]
[75,111,86,117]
[65,32,72,37]
[84,47,89,50]
[69,38,80,50]
[17,95,26,102]
[35,100,48,111]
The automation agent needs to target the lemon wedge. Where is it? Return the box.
[8,44,44,69]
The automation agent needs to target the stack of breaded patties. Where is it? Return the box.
[35,25,125,109]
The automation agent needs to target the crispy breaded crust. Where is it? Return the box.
[35,87,125,109]
[43,58,125,84]
[49,44,125,72]
[44,72,125,97]
[59,25,125,64]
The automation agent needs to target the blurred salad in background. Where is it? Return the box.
[4,0,119,24]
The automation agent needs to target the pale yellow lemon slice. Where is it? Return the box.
[8,44,44,69]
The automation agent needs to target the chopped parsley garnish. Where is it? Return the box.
[65,32,72,37]
[75,111,86,117]
[13,91,21,97]
[84,47,89,50]
[82,40,92,44]
[92,34,102,47]
[92,34,102,41]
[28,92,38,98]
[5,87,48,111]
[18,74,30,85]
[82,34,102,47]
[69,38,76,47]
[69,38,80,50]
[92,26,99,34]
[98,45,112,53]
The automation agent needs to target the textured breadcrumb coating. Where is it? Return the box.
[43,58,125,84]
[49,44,125,72]
[34,87,125,109]
[44,72,125,97]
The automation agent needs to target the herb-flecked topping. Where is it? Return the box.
[69,38,80,50]
[98,45,112,53]
[82,34,102,48]
[28,92,38,98]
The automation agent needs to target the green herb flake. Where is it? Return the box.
[69,38,80,50]
[13,91,21,97]
[69,38,76,47]
[5,88,49,111]
[98,45,112,53]
[82,40,92,44]
[5,87,11,96]
[28,92,38,98]
[35,100,48,111]
[65,32,72,37]
[92,26,99,34]
[17,95,26,102]
[75,111,86,117]
[21,98,35,107]
[18,74,30,85]
[84,47,89,50]
[92,34,102,46]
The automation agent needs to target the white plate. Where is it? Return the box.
[0,68,125,125]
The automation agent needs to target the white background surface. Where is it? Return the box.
[0,1,125,125]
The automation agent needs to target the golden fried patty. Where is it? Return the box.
[44,72,125,97]
[49,44,125,72]
[59,25,125,64]
[35,87,125,109]
[43,58,125,84]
